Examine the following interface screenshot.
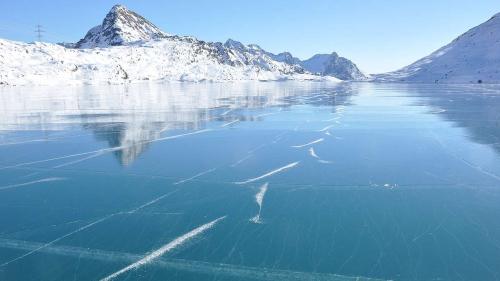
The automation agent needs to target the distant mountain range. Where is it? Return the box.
[0,5,366,86]
[376,13,500,83]
[0,4,498,86]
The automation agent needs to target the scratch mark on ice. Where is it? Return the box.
[0,214,114,267]
[0,238,389,281]
[221,108,234,116]
[52,152,104,168]
[0,177,66,191]
[127,190,179,214]
[0,188,179,267]
[318,125,335,132]
[173,168,217,185]
[291,138,324,148]
[322,117,342,122]
[235,162,299,185]
[0,129,212,171]
[0,139,52,146]
[152,129,212,143]
[221,119,240,128]
[308,148,332,164]
[231,154,254,167]
[309,147,320,159]
[99,216,226,281]
[255,112,277,118]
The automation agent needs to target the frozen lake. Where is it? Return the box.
[0,82,500,281]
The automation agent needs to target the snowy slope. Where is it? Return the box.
[299,53,368,80]
[376,13,500,84]
[0,38,336,86]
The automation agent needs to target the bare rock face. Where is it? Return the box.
[75,5,168,48]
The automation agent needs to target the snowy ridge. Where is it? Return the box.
[0,38,332,86]
[0,4,365,85]
[223,39,304,74]
[376,13,500,84]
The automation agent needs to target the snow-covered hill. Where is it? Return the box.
[0,4,369,86]
[299,53,368,80]
[376,13,500,84]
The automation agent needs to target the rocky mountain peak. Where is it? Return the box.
[75,4,168,48]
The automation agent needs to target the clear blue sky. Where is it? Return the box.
[0,0,498,73]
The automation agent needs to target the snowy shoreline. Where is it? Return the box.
[0,39,341,87]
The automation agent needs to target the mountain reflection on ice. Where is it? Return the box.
[0,82,352,165]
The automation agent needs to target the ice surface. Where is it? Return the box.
[1,82,500,281]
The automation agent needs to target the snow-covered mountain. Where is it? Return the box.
[0,4,368,86]
[299,53,368,80]
[258,49,367,80]
[76,5,168,48]
[222,39,304,74]
[376,13,500,84]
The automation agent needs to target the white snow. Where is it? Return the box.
[250,183,269,224]
[0,38,336,86]
[0,4,344,86]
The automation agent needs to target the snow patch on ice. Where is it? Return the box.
[250,183,268,224]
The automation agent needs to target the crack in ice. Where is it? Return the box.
[0,129,212,171]
[0,188,179,266]
[221,119,240,128]
[235,162,299,185]
[173,168,217,185]
[100,216,226,281]
[291,138,324,148]
[0,177,67,191]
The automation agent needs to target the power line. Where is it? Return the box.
[34,24,45,42]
